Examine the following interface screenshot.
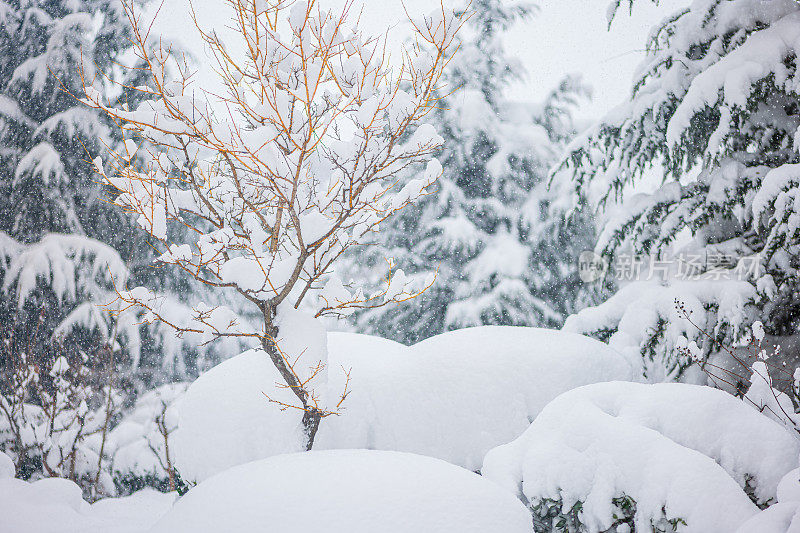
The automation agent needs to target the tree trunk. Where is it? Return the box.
[261,309,322,451]
[301,407,323,451]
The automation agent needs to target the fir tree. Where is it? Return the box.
[346,0,596,344]
[560,0,800,380]
[0,1,216,383]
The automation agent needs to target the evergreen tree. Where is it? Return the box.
[345,0,597,344]
[560,0,800,380]
[0,1,221,383]
[0,0,128,360]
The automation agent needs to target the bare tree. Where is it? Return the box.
[81,0,462,449]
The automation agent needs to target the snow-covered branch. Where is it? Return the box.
[81,0,463,449]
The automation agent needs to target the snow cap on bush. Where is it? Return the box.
[483,381,799,532]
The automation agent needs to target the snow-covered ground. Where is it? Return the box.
[482,381,799,532]
[173,327,633,481]
[150,450,534,533]
[0,460,175,533]
[4,328,798,533]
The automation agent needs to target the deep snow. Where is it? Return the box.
[482,381,799,532]
[149,450,534,533]
[173,326,633,481]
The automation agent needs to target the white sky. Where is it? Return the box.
[150,0,685,119]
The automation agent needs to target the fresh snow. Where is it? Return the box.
[0,450,14,479]
[171,348,308,483]
[666,11,800,146]
[319,327,632,470]
[736,503,800,533]
[482,381,799,532]
[780,469,800,503]
[150,450,534,533]
[0,477,175,533]
[173,327,633,481]
[737,469,800,533]
[564,279,758,381]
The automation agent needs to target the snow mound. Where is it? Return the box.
[0,476,175,533]
[174,327,632,481]
[736,503,800,533]
[149,449,533,533]
[0,450,14,479]
[172,349,307,483]
[86,489,177,532]
[483,382,798,532]
[319,327,632,469]
[563,279,758,381]
[736,469,800,533]
[780,469,800,503]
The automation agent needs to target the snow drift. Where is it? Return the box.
[173,326,633,481]
[149,449,534,533]
[737,469,800,533]
[0,475,175,533]
[0,450,13,479]
[482,381,799,532]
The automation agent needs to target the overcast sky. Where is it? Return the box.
[151,0,685,119]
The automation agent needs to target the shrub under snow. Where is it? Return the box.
[0,474,175,533]
[172,326,633,481]
[482,381,799,532]
[564,279,758,382]
[737,469,800,533]
[149,449,534,533]
[107,383,188,494]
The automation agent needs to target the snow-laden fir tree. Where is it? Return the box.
[345,0,597,344]
[560,0,800,381]
[0,1,132,363]
[0,1,221,383]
